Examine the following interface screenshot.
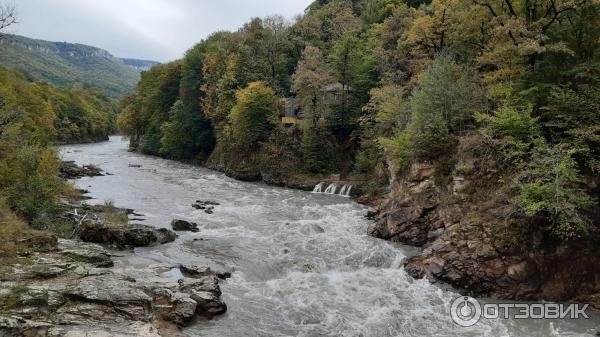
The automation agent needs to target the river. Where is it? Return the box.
[60,136,598,337]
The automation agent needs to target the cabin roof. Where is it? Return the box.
[322,82,352,92]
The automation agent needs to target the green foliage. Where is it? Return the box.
[301,125,338,173]
[0,68,72,227]
[540,87,600,174]
[378,130,411,173]
[476,104,540,157]
[515,147,593,240]
[117,0,600,246]
[35,84,118,144]
[292,46,334,125]
[229,82,280,149]
[379,54,480,167]
[0,34,141,98]
[118,61,182,155]
[361,0,404,24]
[260,127,304,180]
[3,146,62,228]
[409,54,483,133]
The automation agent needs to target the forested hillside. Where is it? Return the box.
[121,0,599,245]
[0,34,141,98]
[0,67,117,230]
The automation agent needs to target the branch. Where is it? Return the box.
[473,1,519,46]
[0,5,17,32]
[541,5,577,35]
[503,0,518,17]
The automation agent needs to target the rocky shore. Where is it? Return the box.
[0,162,228,337]
[364,139,600,308]
[59,161,104,179]
[0,237,226,336]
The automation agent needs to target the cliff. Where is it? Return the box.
[366,133,600,307]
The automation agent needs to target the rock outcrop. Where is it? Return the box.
[366,135,600,308]
[171,220,199,233]
[77,221,177,249]
[63,203,178,249]
[0,239,227,337]
[59,161,104,179]
[191,200,219,214]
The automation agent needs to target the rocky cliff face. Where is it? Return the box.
[366,134,600,307]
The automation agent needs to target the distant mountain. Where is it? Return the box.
[0,34,142,98]
[119,58,160,71]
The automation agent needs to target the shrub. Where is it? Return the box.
[515,146,593,240]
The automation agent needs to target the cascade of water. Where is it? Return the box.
[324,184,337,194]
[339,185,347,195]
[312,182,325,193]
[343,185,352,197]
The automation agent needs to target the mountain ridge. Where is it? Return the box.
[0,34,158,98]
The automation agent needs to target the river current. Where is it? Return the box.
[60,136,598,337]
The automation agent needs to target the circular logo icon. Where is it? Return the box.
[450,296,482,327]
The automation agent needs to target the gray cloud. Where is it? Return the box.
[12,0,313,62]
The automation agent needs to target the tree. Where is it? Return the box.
[229,82,280,150]
[238,17,292,93]
[362,0,404,24]
[330,33,365,130]
[472,0,597,82]
[0,4,17,33]
[170,41,216,160]
[291,46,334,126]
[515,146,593,240]
[409,53,483,133]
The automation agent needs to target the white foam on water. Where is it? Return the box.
[60,137,600,337]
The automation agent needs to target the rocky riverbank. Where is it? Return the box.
[364,136,600,308]
[0,237,226,336]
[0,162,228,337]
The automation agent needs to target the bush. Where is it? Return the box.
[229,82,280,150]
[515,146,593,240]
[476,105,539,143]
[0,145,62,228]
[301,126,337,174]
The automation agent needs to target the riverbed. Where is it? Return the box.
[60,136,598,337]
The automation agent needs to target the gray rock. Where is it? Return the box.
[59,239,114,268]
[165,296,197,326]
[60,161,104,179]
[78,222,177,249]
[190,291,227,316]
[171,220,199,233]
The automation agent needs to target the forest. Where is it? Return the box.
[0,1,599,335]
[0,66,117,232]
[120,0,599,243]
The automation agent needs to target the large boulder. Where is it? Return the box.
[78,221,177,249]
[58,239,113,268]
[171,220,199,233]
[59,161,104,179]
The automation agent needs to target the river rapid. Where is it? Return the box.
[60,136,598,337]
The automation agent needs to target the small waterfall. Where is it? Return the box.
[343,185,352,197]
[324,184,337,194]
[338,184,353,197]
[313,182,325,193]
[313,182,353,197]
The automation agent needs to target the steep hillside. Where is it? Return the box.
[119,0,600,307]
[0,34,141,98]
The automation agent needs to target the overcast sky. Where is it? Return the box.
[10,0,313,62]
